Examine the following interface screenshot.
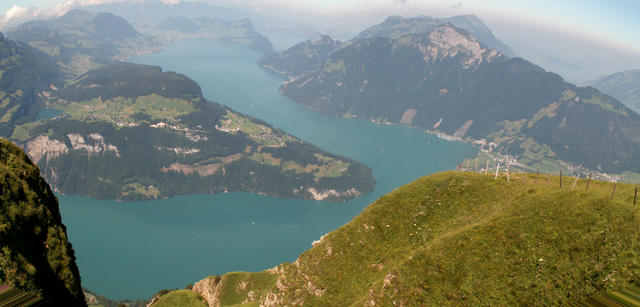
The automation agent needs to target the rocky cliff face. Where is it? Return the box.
[354,15,515,57]
[0,138,86,306]
[399,25,501,69]
[26,133,119,165]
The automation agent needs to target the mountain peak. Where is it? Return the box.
[319,34,334,43]
[57,9,94,24]
[427,24,476,47]
[404,24,501,69]
[357,14,515,57]
[382,15,406,23]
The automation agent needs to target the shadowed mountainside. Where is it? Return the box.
[0,138,86,306]
[279,25,640,175]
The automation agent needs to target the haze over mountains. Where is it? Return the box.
[589,70,640,114]
[3,1,640,305]
[260,15,514,78]
[3,1,638,83]
[151,16,274,53]
[489,18,640,84]
[6,9,160,74]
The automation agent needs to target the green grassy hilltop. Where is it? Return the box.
[163,171,640,306]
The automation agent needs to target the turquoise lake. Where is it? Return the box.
[58,39,477,300]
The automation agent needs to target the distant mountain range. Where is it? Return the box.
[271,23,640,175]
[6,9,161,75]
[152,16,274,53]
[588,70,640,114]
[82,0,250,31]
[260,15,515,78]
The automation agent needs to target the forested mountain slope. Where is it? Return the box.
[0,138,86,306]
[0,32,63,136]
[11,63,375,201]
[280,25,640,174]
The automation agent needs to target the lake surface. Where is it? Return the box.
[58,39,477,300]
[34,108,62,121]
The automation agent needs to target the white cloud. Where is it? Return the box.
[5,5,32,20]
[0,0,177,29]
[1,5,42,27]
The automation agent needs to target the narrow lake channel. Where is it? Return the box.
[59,39,477,299]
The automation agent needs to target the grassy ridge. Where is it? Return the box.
[183,171,640,305]
[153,290,206,307]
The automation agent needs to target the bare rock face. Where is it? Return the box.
[192,277,222,307]
[307,187,361,201]
[67,133,120,156]
[407,25,501,69]
[26,135,69,164]
[25,133,119,165]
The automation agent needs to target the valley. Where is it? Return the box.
[1,2,640,305]
[54,39,476,299]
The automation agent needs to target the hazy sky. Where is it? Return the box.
[1,0,639,52]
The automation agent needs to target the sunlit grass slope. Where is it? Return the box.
[153,290,206,307]
[183,171,640,306]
